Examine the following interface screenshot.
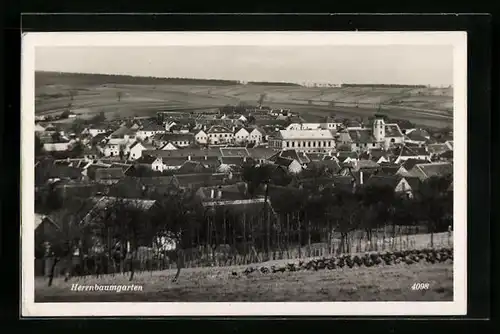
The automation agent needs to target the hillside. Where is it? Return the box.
[35,71,453,128]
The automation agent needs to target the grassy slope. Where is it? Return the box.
[35,72,453,128]
[35,261,453,302]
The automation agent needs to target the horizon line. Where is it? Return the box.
[35,70,452,88]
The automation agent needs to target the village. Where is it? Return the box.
[34,95,454,281]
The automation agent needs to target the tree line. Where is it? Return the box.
[37,162,453,284]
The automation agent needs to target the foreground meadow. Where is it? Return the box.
[35,259,453,302]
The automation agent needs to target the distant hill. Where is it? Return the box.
[35,71,240,88]
[246,81,302,87]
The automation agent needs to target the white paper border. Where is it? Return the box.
[21,31,467,317]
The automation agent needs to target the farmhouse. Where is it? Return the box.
[128,141,155,161]
[269,130,336,153]
[83,124,110,137]
[136,123,166,140]
[207,125,234,145]
[364,175,415,198]
[394,145,431,164]
[152,133,195,148]
[194,130,208,145]
[407,162,453,181]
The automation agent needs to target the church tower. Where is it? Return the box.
[373,115,386,143]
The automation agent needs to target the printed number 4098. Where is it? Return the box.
[411,283,430,290]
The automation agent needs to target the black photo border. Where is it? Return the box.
[2,11,493,331]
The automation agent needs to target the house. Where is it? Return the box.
[110,126,137,141]
[83,124,110,137]
[136,123,166,140]
[364,175,415,198]
[445,140,454,150]
[234,127,251,144]
[128,141,155,161]
[99,138,133,158]
[437,150,453,161]
[176,160,208,174]
[336,151,359,165]
[194,130,208,145]
[207,125,234,145]
[269,130,336,153]
[337,129,380,153]
[220,147,250,157]
[404,128,430,145]
[109,176,179,198]
[94,167,125,185]
[176,173,229,190]
[43,142,73,152]
[153,133,195,148]
[273,156,303,174]
[248,127,266,144]
[407,162,453,181]
[160,142,179,151]
[427,143,451,159]
[394,145,431,164]
[307,159,341,175]
[136,155,164,172]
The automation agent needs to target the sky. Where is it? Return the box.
[36,45,453,86]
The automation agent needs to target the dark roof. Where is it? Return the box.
[305,153,325,162]
[136,155,159,164]
[153,133,195,142]
[438,150,453,159]
[207,125,232,134]
[142,148,221,159]
[220,157,246,166]
[176,173,227,188]
[402,158,431,171]
[140,123,165,131]
[246,148,276,160]
[398,146,429,157]
[279,149,310,164]
[274,156,296,167]
[110,163,133,173]
[348,129,376,143]
[162,157,189,167]
[220,148,250,157]
[94,168,124,180]
[307,159,341,173]
[110,126,136,138]
[365,175,402,189]
[384,124,404,137]
[176,161,207,174]
[378,166,400,176]
[404,176,421,192]
[427,143,450,155]
[412,162,453,179]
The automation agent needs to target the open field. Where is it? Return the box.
[35,72,453,128]
[35,261,453,302]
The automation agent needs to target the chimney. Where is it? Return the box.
[360,171,364,185]
[210,189,215,199]
[188,155,191,161]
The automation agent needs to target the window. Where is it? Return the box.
[297,142,301,147]
[313,142,316,147]
[291,142,295,147]
[372,143,376,147]
[286,142,290,148]
[308,142,311,147]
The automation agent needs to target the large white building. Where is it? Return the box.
[269,130,336,153]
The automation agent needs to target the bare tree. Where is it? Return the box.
[117,91,123,102]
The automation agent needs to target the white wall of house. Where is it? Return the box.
[129,143,146,160]
[249,129,263,144]
[383,136,405,149]
[151,158,164,172]
[208,132,234,145]
[195,131,208,144]
[288,160,303,174]
[395,178,413,198]
[137,130,165,140]
[43,143,72,152]
[395,155,431,164]
[161,142,178,150]
[88,129,107,137]
[234,128,250,144]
